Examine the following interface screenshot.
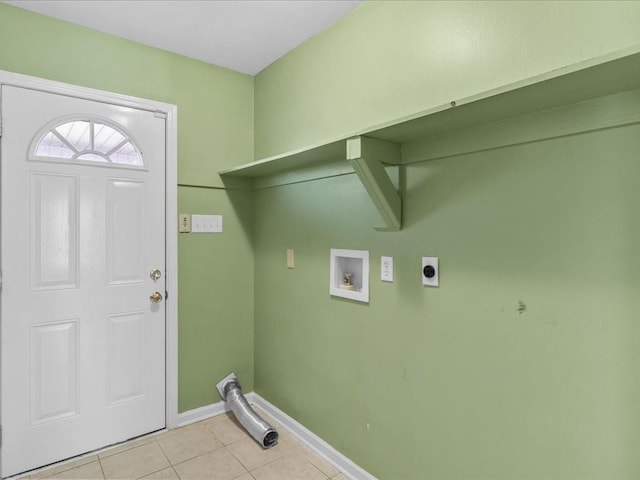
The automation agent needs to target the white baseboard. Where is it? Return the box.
[177,392,377,480]
[177,399,231,427]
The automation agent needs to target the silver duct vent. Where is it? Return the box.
[216,373,278,448]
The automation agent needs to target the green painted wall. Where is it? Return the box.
[178,186,254,411]
[254,0,640,159]
[252,3,640,476]
[253,95,640,477]
[0,3,255,411]
[3,2,640,477]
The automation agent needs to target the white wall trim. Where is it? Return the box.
[0,69,179,431]
[177,399,231,427]
[163,93,179,430]
[177,393,377,480]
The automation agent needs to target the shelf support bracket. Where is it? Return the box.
[347,136,402,231]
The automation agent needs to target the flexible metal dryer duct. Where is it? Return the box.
[216,373,278,448]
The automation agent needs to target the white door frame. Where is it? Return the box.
[0,70,179,436]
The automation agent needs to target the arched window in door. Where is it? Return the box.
[30,117,144,168]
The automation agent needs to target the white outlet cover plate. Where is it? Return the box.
[192,214,223,233]
[381,256,393,282]
[422,256,439,287]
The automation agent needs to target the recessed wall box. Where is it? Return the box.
[330,249,369,303]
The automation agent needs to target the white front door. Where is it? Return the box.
[0,85,166,477]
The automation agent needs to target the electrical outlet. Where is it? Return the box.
[287,249,295,269]
[381,256,393,282]
[422,256,439,287]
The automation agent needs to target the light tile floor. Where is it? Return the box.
[24,407,347,480]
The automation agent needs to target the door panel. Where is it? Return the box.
[30,320,79,424]
[1,85,166,477]
[31,173,79,289]
[106,311,147,405]
[106,179,146,284]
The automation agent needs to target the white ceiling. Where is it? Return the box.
[3,0,364,75]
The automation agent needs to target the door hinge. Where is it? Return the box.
[165,290,168,300]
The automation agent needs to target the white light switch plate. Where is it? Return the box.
[381,256,393,282]
[179,213,191,233]
[192,214,223,233]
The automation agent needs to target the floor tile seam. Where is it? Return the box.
[98,431,165,460]
[172,441,229,465]
[224,436,250,448]
[301,451,343,478]
[156,426,229,464]
[165,442,231,471]
[220,444,256,474]
[34,453,99,478]
[133,460,175,480]
[154,438,174,464]
[99,443,139,460]
[244,451,294,475]
[204,423,230,445]
[98,440,166,479]
[96,455,106,480]
[230,471,255,480]
[150,439,176,474]
[101,439,161,466]
[222,443,247,469]
[224,442,286,472]
[169,465,180,480]
[297,457,331,480]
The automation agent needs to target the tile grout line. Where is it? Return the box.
[97,455,106,480]
[249,453,330,480]
[223,443,256,474]
[169,465,180,480]
[171,445,229,467]
[230,469,254,480]
[154,438,178,474]
[131,440,175,479]
[227,445,252,479]
[31,412,343,480]
[166,423,232,467]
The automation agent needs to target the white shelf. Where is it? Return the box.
[221,48,640,179]
[220,48,640,231]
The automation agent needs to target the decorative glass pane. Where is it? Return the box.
[94,124,125,153]
[56,121,91,151]
[110,142,141,166]
[35,131,75,159]
[33,118,144,168]
[76,153,108,162]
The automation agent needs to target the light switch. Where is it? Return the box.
[179,214,191,233]
[287,249,295,269]
[381,256,393,282]
[192,214,223,233]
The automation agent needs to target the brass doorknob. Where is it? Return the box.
[150,291,163,303]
